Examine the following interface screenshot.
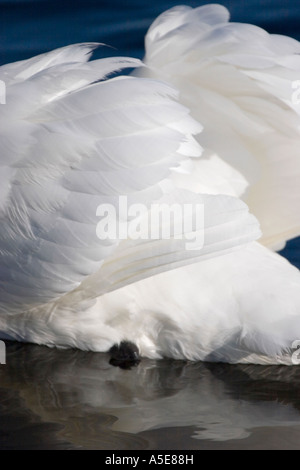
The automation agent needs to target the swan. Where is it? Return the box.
[0,4,300,365]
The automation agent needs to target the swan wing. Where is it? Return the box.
[0,44,260,318]
[142,4,300,249]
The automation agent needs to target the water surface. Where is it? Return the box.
[2,342,300,450]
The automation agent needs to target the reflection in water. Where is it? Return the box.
[1,342,300,449]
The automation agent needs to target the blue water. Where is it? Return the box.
[1,0,300,450]
[1,0,299,268]
[2,0,300,64]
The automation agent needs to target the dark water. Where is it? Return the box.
[1,0,300,450]
[2,342,300,450]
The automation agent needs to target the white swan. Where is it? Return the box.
[0,4,300,364]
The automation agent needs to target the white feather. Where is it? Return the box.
[0,8,300,365]
[141,4,300,249]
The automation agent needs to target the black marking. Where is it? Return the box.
[109,341,141,369]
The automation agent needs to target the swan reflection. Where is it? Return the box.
[1,342,300,449]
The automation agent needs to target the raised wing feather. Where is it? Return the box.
[142,4,300,249]
[0,44,260,322]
